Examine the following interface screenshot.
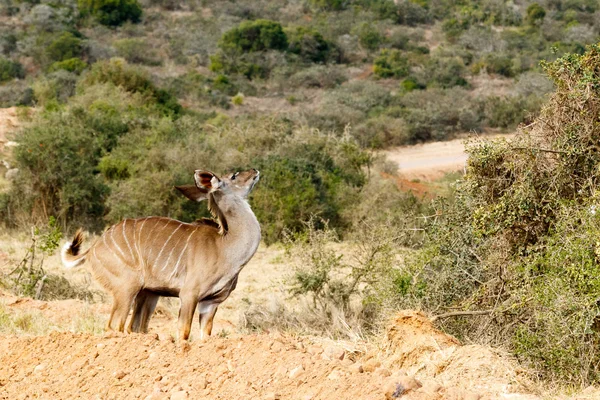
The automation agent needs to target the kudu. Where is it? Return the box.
[61,169,261,341]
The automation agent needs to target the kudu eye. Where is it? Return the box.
[231,172,239,181]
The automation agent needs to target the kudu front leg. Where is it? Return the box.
[178,292,199,342]
[198,301,218,340]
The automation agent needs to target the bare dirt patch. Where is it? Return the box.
[0,305,543,400]
[0,107,20,153]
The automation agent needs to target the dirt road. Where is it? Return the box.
[384,134,514,180]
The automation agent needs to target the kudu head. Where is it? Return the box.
[175,169,260,233]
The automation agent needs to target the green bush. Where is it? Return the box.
[373,49,409,79]
[46,32,83,63]
[526,3,545,26]
[0,33,17,55]
[287,27,333,63]
[441,17,468,42]
[33,70,79,105]
[219,19,288,53]
[48,58,88,74]
[251,137,370,244]
[353,115,410,148]
[113,38,161,66]
[288,65,347,89]
[356,22,384,52]
[472,54,514,77]
[395,0,430,25]
[308,0,345,11]
[0,80,33,107]
[78,0,142,26]
[482,95,541,129]
[424,56,468,88]
[395,88,481,142]
[0,57,24,82]
[308,81,392,132]
[81,58,181,116]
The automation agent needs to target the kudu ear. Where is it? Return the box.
[174,185,209,202]
[194,170,222,192]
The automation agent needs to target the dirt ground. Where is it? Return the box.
[0,295,548,400]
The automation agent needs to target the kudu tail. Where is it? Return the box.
[61,229,89,269]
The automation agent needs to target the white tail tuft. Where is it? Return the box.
[61,240,86,269]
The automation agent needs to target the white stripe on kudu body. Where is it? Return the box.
[61,169,262,342]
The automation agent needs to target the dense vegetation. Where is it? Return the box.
[2,0,600,387]
[3,0,592,234]
[392,44,600,385]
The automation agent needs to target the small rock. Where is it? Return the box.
[420,381,442,394]
[395,375,421,391]
[289,366,304,380]
[349,363,364,373]
[295,342,305,351]
[149,351,158,360]
[275,365,288,377]
[169,390,188,400]
[197,375,208,390]
[340,358,353,367]
[154,375,163,382]
[179,342,191,353]
[157,332,172,342]
[327,369,345,380]
[383,382,405,400]
[271,341,284,353]
[264,393,280,400]
[96,343,105,349]
[384,374,422,399]
[375,367,392,377]
[34,364,46,373]
[113,370,127,380]
[227,360,235,372]
[363,359,381,372]
[215,342,227,350]
[322,345,345,361]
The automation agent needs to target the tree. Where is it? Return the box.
[219,19,288,53]
[526,3,545,26]
[78,0,142,26]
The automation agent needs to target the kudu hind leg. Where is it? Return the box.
[138,292,159,333]
[107,287,141,332]
[127,290,159,333]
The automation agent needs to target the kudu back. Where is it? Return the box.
[61,169,261,341]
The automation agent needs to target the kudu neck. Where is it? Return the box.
[211,193,261,243]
